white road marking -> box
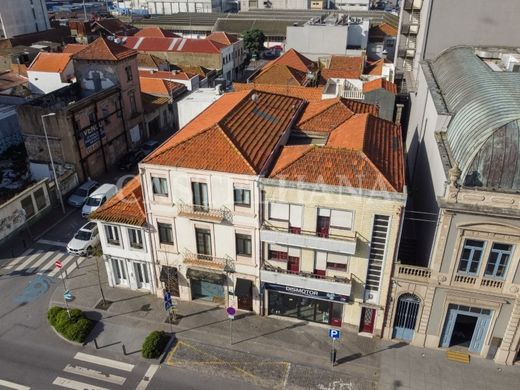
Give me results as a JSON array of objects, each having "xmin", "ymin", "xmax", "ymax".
[
  {"xmin": 73, "ymin": 352, "xmax": 135, "ymax": 372},
  {"xmin": 136, "ymin": 364, "xmax": 159, "ymax": 390},
  {"xmin": 62, "ymin": 256, "xmax": 86, "ymax": 276},
  {"xmin": 63, "ymin": 364, "xmax": 126, "ymax": 385},
  {"xmin": 52, "ymin": 377, "xmax": 109, "ymax": 390},
  {"xmin": 36, "ymin": 239, "xmax": 67, "ymax": 248},
  {"xmin": 13, "ymin": 251, "xmax": 45, "ymax": 272},
  {"xmin": 282, "ymin": 363, "xmax": 291, "ymax": 389},
  {"xmin": 4, "ymin": 250, "xmax": 38, "ymax": 270},
  {"xmin": 24, "ymin": 251, "xmax": 56, "ymax": 273},
  {"xmin": 47, "ymin": 255, "xmax": 76, "ymax": 278},
  {"xmin": 0, "ymin": 379, "xmax": 30, "ymax": 390}
]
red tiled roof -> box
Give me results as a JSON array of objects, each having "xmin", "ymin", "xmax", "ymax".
[
  {"xmin": 363, "ymin": 78, "xmax": 397, "ymax": 94},
  {"xmin": 144, "ymin": 90, "xmax": 306, "ymax": 174},
  {"xmin": 207, "ymin": 31, "xmax": 239, "ymax": 45},
  {"xmin": 139, "ymin": 77, "xmax": 186, "ymax": 96},
  {"xmin": 138, "ymin": 69, "xmax": 195, "ymax": 81},
  {"xmin": 369, "ymin": 23, "xmax": 398, "ymax": 40},
  {"xmin": 28, "ymin": 52, "xmax": 72, "ymax": 73},
  {"xmin": 253, "ymin": 64, "xmax": 310, "ymax": 86},
  {"xmin": 321, "ymin": 55, "xmax": 364, "ymax": 80},
  {"xmin": 134, "ymin": 27, "xmax": 181, "ymax": 38},
  {"xmin": 0, "ymin": 71, "xmax": 28, "ymax": 92},
  {"xmin": 365, "ymin": 59, "xmax": 384, "ymax": 76},
  {"xmin": 141, "ymin": 92, "xmax": 170, "ymax": 113},
  {"xmin": 137, "ymin": 53, "xmax": 169, "ymax": 69},
  {"xmin": 297, "ymin": 98, "xmax": 378, "ymax": 133},
  {"xmin": 89, "ymin": 177, "xmax": 146, "ymax": 226},
  {"xmin": 233, "ymin": 82, "xmax": 323, "ymax": 102},
  {"xmin": 73, "ymin": 37, "xmax": 137, "ymax": 61},
  {"xmin": 121, "ymin": 36, "xmax": 226, "ymax": 54},
  {"xmin": 63, "ymin": 43, "xmax": 87, "ymax": 54},
  {"xmin": 266, "ymin": 48, "xmax": 317, "ymax": 73}
]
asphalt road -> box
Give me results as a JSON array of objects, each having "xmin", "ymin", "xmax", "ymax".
[{"xmin": 0, "ymin": 206, "xmax": 263, "ymax": 390}]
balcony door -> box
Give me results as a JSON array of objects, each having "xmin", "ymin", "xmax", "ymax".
[
  {"xmin": 192, "ymin": 182, "xmax": 209, "ymax": 212},
  {"xmin": 317, "ymin": 208, "xmax": 331, "ymax": 238},
  {"xmin": 195, "ymin": 228, "xmax": 212, "ymax": 260}
]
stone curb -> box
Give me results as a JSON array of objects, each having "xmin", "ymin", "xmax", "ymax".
[{"xmin": 50, "ymin": 323, "xmax": 83, "ymax": 347}]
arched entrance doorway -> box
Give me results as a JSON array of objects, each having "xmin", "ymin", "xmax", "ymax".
[{"xmin": 393, "ymin": 293, "xmax": 420, "ymax": 341}]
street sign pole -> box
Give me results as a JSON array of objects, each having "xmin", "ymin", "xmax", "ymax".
[
  {"xmin": 328, "ymin": 328, "xmax": 340, "ymax": 367},
  {"xmin": 331, "ymin": 338, "xmax": 335, "ymax": 367},
  {"xmin": 226, "ymin": 306, "xmax": 236, "ymax": 345},
  {"xmin": 56, "ymin": 261, "xmax": 70, "ymax": 319}
]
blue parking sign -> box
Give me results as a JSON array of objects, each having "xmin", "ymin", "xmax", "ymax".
[{"xmin": 328, "ymin": 329, "xmax": 341, "ymax": 340}]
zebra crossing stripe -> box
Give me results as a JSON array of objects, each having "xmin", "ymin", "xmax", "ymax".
[
  {"xmin": 136, "ymin": 365, "xmax": 159, "ymax": 390},
  {"xmin": 52, "ymin": 377, "xmax": 109, "ymax": 390},
  {"xmin": 62, "ymin": 364, "xmax": 126, "ymax": 385},
  {"xmin": 24, "ymin": 251, "xmax": 56, "ymax": 274},
  {"xmin": 73, "ymin": 352, "xmax": 135, "ymax": 372},
  {"xmin": 13, "ymin": 251, "xmax": 46, "ymax": 272},
  {"xmin": 0, "ymin": 379, "xmax": 30, "ymax": 390},
  {"xmin": 3, "ymin": 249, "xmax": 37, "ymax": 270},
  {"xmin": 47, "ymin": 255, "xmax": 77, "ymax": 278}
]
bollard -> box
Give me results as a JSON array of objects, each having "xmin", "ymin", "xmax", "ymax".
[{"xmin": 122, "ymin": 344, "xmax": 127, "ymax": 355}]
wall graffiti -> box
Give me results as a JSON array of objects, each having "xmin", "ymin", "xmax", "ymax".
[{"xmin": 0, "ymin": 208, "xmax": 25, "ymax": 233}]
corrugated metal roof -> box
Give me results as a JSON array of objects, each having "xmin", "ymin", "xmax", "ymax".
[{"xmin": 429, "ymin": 46, "xmax": 520, "ymax": 190}]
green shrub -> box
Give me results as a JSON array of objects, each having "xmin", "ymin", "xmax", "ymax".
[
  {"xmin": 47, "ymin": 306, "xmax": 64, "ymax": 326},
  {"xmin": 48, "ymin": 307, "xmax": 93, "ymax": 343},
  {"xmin": 142, "ymin": 330, "xmax": 169, "ymax": 359}
]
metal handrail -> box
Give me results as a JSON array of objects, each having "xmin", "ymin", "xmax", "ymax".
[
  {"xmin": 183, "ymin": 249, "xmax": 234, "ymax": 272},
  {"xmin": 178, "ymin": 201, "xmax": 232, "ymax": 222},
  {"xmin": 262, "ymin": 221, "xmax": 357, "ymax": 241},
  {"xmin": 263, "ymin": 262, "xmax": 349, "ymax": 284}
]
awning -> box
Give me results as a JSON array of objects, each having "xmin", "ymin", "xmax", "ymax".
[
  {"xmin": 159, "ymin": 266, "xmax": 177, "ymax": 282},
  {"xmin": 187, "ymin": 268, "xmax": 226, "ymax": 284},
  {"xmin": 235, "ymin": 278, "xmax": 252, "ymax": 298}
]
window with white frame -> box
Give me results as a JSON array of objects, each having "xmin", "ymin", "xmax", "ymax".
[
  {"xmin": 269, "ymin": 202, "xmax": 289, "ymax": 220},
  {"xmin": 233, "ymin": 187, "xmax": 251, "ymax": 207},
  {"xmin": 457, "ymin": 239, "xmax": 485, "ymax": 275},
  {"xmin": 268, "ymin": 203, "xmax": 303, "ymax": 231},
  {"xmin": 152, "ymin": 177, "xmax": 168, "ymax": 196},
  {"xmin": 484, "ymin": 243, "xmax": 512, "ymax": 279},
  {"xmin": 105, "ymin": 225, "xmax": 120, "ymax": 245},
  {"xmin": 128, "ymin": 228, "xmax": 143, "ymax": 249}
]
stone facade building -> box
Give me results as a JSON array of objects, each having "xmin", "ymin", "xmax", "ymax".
[{"xmin": 17, "ymin": 37, "xmax": 145, "ymax": 183}]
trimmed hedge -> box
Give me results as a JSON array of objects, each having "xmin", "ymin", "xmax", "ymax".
[
  {"xmin": 47, "ymin": 306, "xmax": 93, "ymax": 343},
  {"xmin": 142, "ymin": 330, "xmax": 169, "ymax": 359}
]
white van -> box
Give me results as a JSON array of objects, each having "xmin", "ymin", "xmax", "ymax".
[{"xmin": 81, "ymin": 183, "xmax": 118, "ymax": 218}]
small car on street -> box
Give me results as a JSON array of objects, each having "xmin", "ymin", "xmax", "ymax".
[
  {"xmin": 67, "ymin": 180, "xmax": 99, "ymax": 207},
  {"xmin": 67, "ymin": 222, "xmax": 100, "ymax": 256},
  {"xmin": 141, "ymin": 140, "xmax": 160, "ymax": 156},
  {"xmin": 118, "ymin": 149, "xmax": 145, "ymax": 171}
]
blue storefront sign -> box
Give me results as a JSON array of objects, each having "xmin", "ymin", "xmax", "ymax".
[
  {"xmin": 263, "ymin": 282, "xmax": 349, "ymax": 303},
  {"xmin": 82, "ymin": 125, "xmax": 105, "ymax": 148}
]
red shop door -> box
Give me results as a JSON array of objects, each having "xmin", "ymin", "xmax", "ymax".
[{"xmin": 359, "ymin": 308, "xmax": 376, "ymax": 333}]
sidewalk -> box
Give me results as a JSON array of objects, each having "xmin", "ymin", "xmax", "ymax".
[
  {"xmin": 0, "ymin": 205, "xmax": 75, "ymax": 262},
  {"xmin": 49, "ymin": 256, "xmax": 519, "ymax": 390}
]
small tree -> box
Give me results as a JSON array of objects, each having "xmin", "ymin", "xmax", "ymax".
[{"xmin": 243, "ymin": 29, "xmax": 266, "ymax": 57}]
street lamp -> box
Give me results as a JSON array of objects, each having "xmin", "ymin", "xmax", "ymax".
[{"xmin": 41, "ymin": 113, "xmax": 66, "ymax": 214}]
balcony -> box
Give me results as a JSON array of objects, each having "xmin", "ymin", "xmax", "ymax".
[
  {"xmin": 177, "ymin": 202, "xmax": 231, "ymax": 223},
  {"xmin": 260, "ymin": 223, "xmax": 357, "ymax": 255},
  {"xmin": 183, "ymin": 249, "xmax": 234, "ymax": 272},
  {"xmin": 453, "ymin": 273, "xmax": 504, "ymax": 292},
  {"xmin": 395, "ymin": 262, "xmax": 431, "ymax": 282},
  {"xmin": 261, "ymin": 262, "xmax": 352, "ymax": 298},
  {"xmin": 341, "ymin": 90, "xmax": 365, "ymax": 100}
]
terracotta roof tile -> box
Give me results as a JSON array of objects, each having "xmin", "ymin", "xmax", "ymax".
[
  {"xmin": 364, "ymin": 59, "xmax": 384, "ymax": 76},
  {"xmin": 137, "ymin": 53, "xmax": 168, "ymax": 69},
  {"xmin": 369, "ymin": 23, "xmax": 398, "ymax": 40},
  {"xmin": 73, "ymin": 37, "xmax": 137, "ymax": 61},
  {"xmin": 266, "ymin": 48, "xmax": 317, "ymax": 73},
  {"xmin": 321, "ymin": 55, "xmax": 364, "ymax": 80},
  {"xmin": 144, "ymin": 90, "xmax": 306, "ymax": 174},
  {"xmin": 363, "ymin": 78, "xmax": 397, "ymax": 94},
  {"xmin": 141, "ymin": 92, "xmax": 170, "ymax": 113},
  {"xmin": 207, "ymin": 31, "xmax": 239, "ymax": 45},
  {"xmin": 134, "ymin": 27, "xmax": 181, "ymax": 38},
  {"xmin": 0, "ymin": 71, "xmax": 28, "ymax": 92},
  {"xmin": 122, "ymin": 36, "xmax": 226, "ymax": 54},
  {"xmin": 89, "ymin": 177, "xmax": 146, "ymax": 226},
  {"xmin": 63, "ymin": 43, "xmax": 87, "ymax": 54},
  {"xmin": 139, "ymin": 77, "xmax": 186, "ymax": 96},
  {"xmin": 297, "ymin": 98, "xmax": 378, "ymax": 133},
  {"xmin": 28, "ymin": 52, "xmax": 72, "ymax": 73},
  {"xmin": 253, "ymin": 64, "xmax": 310, "ymax": 86},
  {"xmin": 138, "ymin": 69, "xmax": 195, "ymax": 81},
  {"xmin": 233, "ymin": 82, "xmax": 323, "ymax": 101}
]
